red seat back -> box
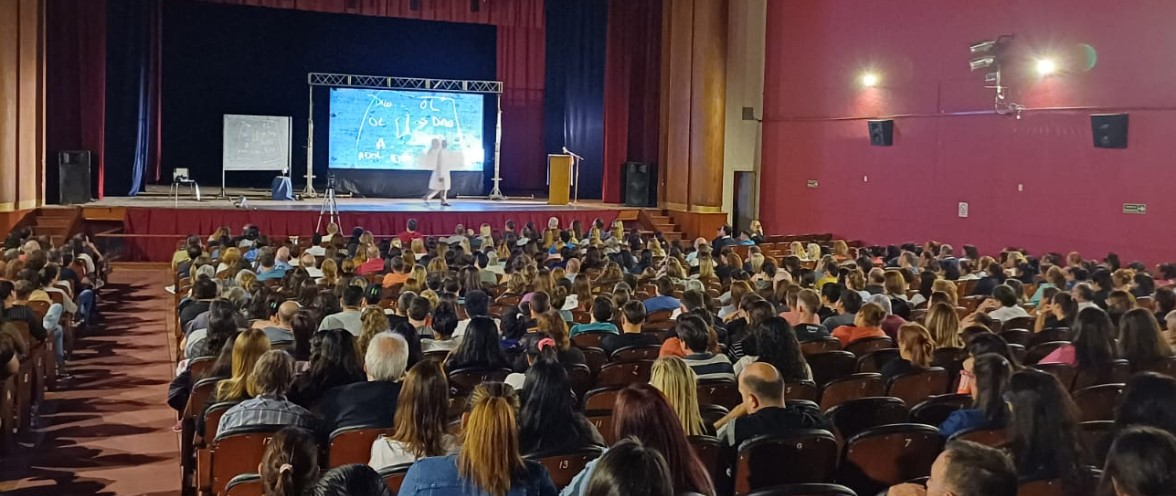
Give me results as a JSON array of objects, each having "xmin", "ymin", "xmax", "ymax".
[{"xmin": 328, "ymin": 426, "xmax": 396, "ymax": 468}]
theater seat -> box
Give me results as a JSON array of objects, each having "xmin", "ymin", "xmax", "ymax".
[
  {"xmin": 224, "ymin": 473, "xmax": 263, "ymax": 496},
  {"xmin": 948, "ymin": 425, "xmax": 1007, "ymax": 448},
  {"xmin": 1025, "ymin": 342, "xmax": 1070, "ymax": 366},
  {"xmin": 1077, "ymin": 420, "xmax": 1113, "ymax": 468},
  {"xmin": 807, "ymin": 351, "xmax": 857, "ymax": 387},
  {"xmin": 801, "ymin": 338, "xmax": 842, "ymax": 356},
  {"xmin": 697, "ymin": 380, "xmax": 741, "ymax": 410},
  {"xmin": 610, "ymin": 344, "xmax": 661, "ymax": 363},
  {"xmin": 909, "ymin": 393, "xmax": 972, "ymax": 426},
  {"xmin": 582, "ymin": 386, "xmax": 624, "ymax": 412},
  {"xmin": 734, "ymin": 429, "xmax": 839, "ymax": 495},
  {"xmin": 1072, "ymin": 383, "xmax": 1124, "ymax": 422},
  {"xmin": 1032, "ymin": 363, "xmax": 1076, "ymax": 391},
  {"xmin": 328, "ymin": 425, "xmax": 396, "ymax": 468},
  {"xmin": 745, "ymin": 483, "xmax": 857, "ymax": 496},
  {"xmin": 379, "ymin": 463, "xmax": 414, "ymax": 493},
  {"xmin": 595, "ymin": 360, "xmax": 653, "ymax": 388},
  {"xmin": 525, "ymin": 447, "xmax": 604, "ymax": 489},
  {"xmin": 818, "ymin": 373, "xmax": 884, "ymax": 412},
  {"xmin": 844, "ymin": 337, "xmax": 894, "ymax": 357},
  {"xmin": 1027, "ymin": 328, "xmax": 1070, "ymax": 349},
  {"xmin": 837, "ymin": 424, "xmax": 944, "ymax": 496},
  {"xmin": 209, "ymin": 425, "xmax": 285, "ymax": 496},
  {"xmin": 688, "ymin": 435, "xmax": 722, "ymax": 487},
  {"xmin": 855, "ymin": 349, "xmax": 900, "ymax": 374},
  {"xmin": 447, "ymin": 368, "xmax": 511, "ymax": 394},
  {"xmin": 825, "ymin": 397, "xmax": 908, "ymax": 441},
  {"xmin": 1071, "ymin": 360, "xmax": 1130, "ymax": 391},
  {"xmin": 571, "ymin": 332, "xmax": 607, "ymax": 350},
  {"xmin": 886, "ymin": 367, "xmax": 949, "ymax": 407},
  {"xmin": 785, "ymin": 381, "xmax": 819, "ymax": 402}
]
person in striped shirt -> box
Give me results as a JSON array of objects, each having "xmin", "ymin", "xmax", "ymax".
[{"xmin": 674, "ymin": 315, "xmax": 735, "ymax": 382}]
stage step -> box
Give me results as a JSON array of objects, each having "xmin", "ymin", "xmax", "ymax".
[{"xmin": 28, "ymin": 207, "xmax": 80, "ymax": 245}]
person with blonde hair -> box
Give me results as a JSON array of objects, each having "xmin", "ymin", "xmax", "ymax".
[
  {"xmin": 399, "ymin": 383, "xmax": 557, "ymax": 496},
  {"xmin": 650, "ymin": 357, "xmax": 711, "ymax": 437},
  {"xmin": 693, "ymin": 256, "xmax": 717, "ymax": 281},
  {"xmin": 924, "ymin": 302, "xmax": 965, "ymax": 349},
  {"xmin": 805, "ymin": 243, "xmax": 821, "ymax": 263},
  {"xmin": 217, "ymin": 350, "xmax": 316, "ymax": 436},
  {"xmin": 880, "ymin": 323, "xmax": 935, "ymax": 382},
  {"xmin": 931, "ymin": 279, "xmax": 959, "ymax": 306},
  {"xmin": 212, "ymin": 328, "xmax": 271, "ymax": 404},
  {"xmin": 831, "ymin": 240, "xmax": 850, "ymax": 261},
  {"xmin": 217, "ymin": 247, "xmax": 241, "ymax": 275},
  {"xmin": 356, "ymin": 306, "xmax": 390, "ymax": 357}
]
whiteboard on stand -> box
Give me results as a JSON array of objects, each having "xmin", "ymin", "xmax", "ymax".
[{"xmin": 223, "ymin": 114, "xmax": 292, "ymax": 172}]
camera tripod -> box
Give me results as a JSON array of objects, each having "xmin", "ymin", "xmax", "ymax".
[{"xmin": 315, "ymin": 177, "xmax": 339, "ymax": 234}]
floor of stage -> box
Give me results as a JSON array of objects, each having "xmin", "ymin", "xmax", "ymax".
[{"xmin": 83, "ymin": 185, "xmax": 623, "ymax": 212}]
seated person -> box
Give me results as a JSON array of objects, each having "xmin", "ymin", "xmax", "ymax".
[
  {"xmin": 569, "ymin": 297, "xmax": 619, "ymax": 336},
  {"xmin": 217, "ymin": 350, "xmax": 317, "ymax": 436},
  {"xmin": 821, "ymin": 287, "xmax": 862, "ymax": 330},
  {"xmin": 644, "ymin": 277, "xmax": 681, "ymax": 314},
  {"xmin": 831, "ymin": 302, "xmax": 888, "ymax": 348},
  {"xmin": 880, "ymin": 323, "xmax": 934, "ymax": 382},
  {"xmin": 319, "ymin": 333, "xmax": 408, "ymax": 436},
  {"xmin": 886, "ymin": 440, "xmax": 1017, "ymax": 496},
  {"xmin": 792, "ymin": 289, "xmax": 831, "ymax": 342},
  {"xmin": 260, "ymin": 300, "xmax": 299, "ymax": 349},
  {"xmin": 381, "ymin": 256, "xmax": 409, "ymax": 288},
  {"xmin": 602, "ymin": 301, "xmax": 661, "ymax": 356},
  {"xmin": 420, "ymin": 304, "xmax": 459, "ymax": 353},
  {"xmin": 939, "ymin": 353, "xmax": 1012, "ymax": 438},
  {"xmin": 714, "ymin": 362, "xmax": 832, "ymax": 451},
  {"xmin": 979, "ymin": 284, "xmax": 1030, "ymax": 323},
  {"xmin": 254, "ymin": 248, "xmax": 288, "ymax": 281},
  {"xmin": 453, "ymin": 290, "xmax": 498, "ymax": 339},
  {"xmin": 318, "ymin": 285, "xmax": 365, "ymax": 337},
  {"xmin": 675, "ymin": 316, "xmax": 735, "ymax": 381}
]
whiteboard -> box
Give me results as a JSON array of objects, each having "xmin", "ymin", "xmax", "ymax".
[{"xmin": 222, "ymin": 114, "xmax": 292, "ymax": 171}]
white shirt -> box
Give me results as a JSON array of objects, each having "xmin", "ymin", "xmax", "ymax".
[
  {"xmin": 989, "ymin": 305, "xmax": 1030, "ymax": 323},
  {"xmin": 369, "ymin": 434, "xmax": 457, "ymax": 471},
  {"xmin": 305, "ymin": 246, "xmax": 327, "ymax": 257}
]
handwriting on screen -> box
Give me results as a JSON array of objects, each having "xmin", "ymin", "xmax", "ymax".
[
  {"xmin": 327, "ymin": 88, "xmax": 485, "ymax": 171},
  {"xmin": 222, "ymin": 115, "xmax": 291, "ymax": 172}
]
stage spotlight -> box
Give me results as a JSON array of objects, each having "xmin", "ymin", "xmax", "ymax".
[
  {"xmin": 969, "ymin": 56, "xmax": 996, "ymax": 72},
  {"xmin": 1036, "ymin": 58, "xmax": 1058, "ymax": 76},
  {"xmin": 860, "ymin": 73, "xmax": 879, "ymax": 87}
]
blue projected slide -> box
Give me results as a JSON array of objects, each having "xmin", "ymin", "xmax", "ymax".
[{"xmin": 328, "ymin": 88, "xmax": 485, "ymax": 171}]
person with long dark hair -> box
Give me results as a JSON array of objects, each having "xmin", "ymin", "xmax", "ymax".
[
  {"xmin": 445, "ymin": 316, "xmax": 511, "ymax": 372},
  {"xmin": 956, "ymin": 332, "xmax": 1021, "ymax": 394},
  {"xmin": 260, "ymin": 426, "xmax": 321, "ymax": 496},
  {"xmin": 288, "ymin": 329, "xmax": 365, "ymax": 408},
  {"xmin": 733, "ymin": 317, "xmax": 810, "ymax": 381},
  {"xmin": 562, "ymin": 383, "xmax": 714, "ymax": 496},
  {"xmin": 1099, "ymin": 426, "xmax": 1176, "ymax": 496},
  {"xmin": 1113, "ymin": 372, "xmax": 1176, "ymax": 439},
  {"xmin": 1005, "ymin": 369, "xmax": 1086, "ymax": 485},
  {"xmin": 1040, "ymin": 307, "xmax": 1118, "ymax": 369},
  {"xmin": 1036, "ymin": 292, "xmax": 1079, "ymax": 331},
  {"xmin": 582, "ymin": 438, "xmax": 675, "ymax": 496},
  {"xmin": 517, "ymin": 349, "xmax": 603, "ymax": 455},
  {"xmin": 1118, "ymin": 308, "xmax": 1174, "ymax": 369},
  {"xmin": 940, "ymin": 353, "xmax": 1012, "ymax": 437}
]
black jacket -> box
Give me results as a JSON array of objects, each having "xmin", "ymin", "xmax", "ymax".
[{"xmin": 317, "ymin": 380, "xmax": 402, "ymax": 437}]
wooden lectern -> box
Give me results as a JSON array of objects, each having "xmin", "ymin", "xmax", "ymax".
[{"xmin": 547, "ymin": 154, "xmax": 573, "ymax": 205}]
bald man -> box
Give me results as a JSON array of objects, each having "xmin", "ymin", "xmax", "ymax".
[
  {"xmin": 261, "ymin": 300, "xmax": 299, "ymax": 348},
  {"xmin": 715, "ymin": 362, "xmax": 831, "ymax": 451}
]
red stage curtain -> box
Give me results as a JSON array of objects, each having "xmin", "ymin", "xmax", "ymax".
[
  {"xmin": 199, "ymin": 0, "xmax": 543, "ymax": 28},
  {"xmin": 497, "ymin": 25, "xmax": 547, "ymax": 193},
  {"xmin": 122, "ymin": 207, "xmax": 617, "ymax": 261},
  {"xmin": 45, "ymin": 0, "xmax": 108, "ymax": 199},
  {"xmin": 601, "ymin": 0, "xmax": 661, "ymax": 203}
]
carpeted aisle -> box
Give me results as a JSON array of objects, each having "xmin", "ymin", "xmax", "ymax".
[{"xmin": 0, "ymin": 264, "xmax": 181, "ymax": 495}]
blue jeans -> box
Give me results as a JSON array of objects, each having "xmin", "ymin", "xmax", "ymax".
[
  {"xmin": 76, "ymin": 289, "xmax": 95, "ymax": 323},
  {"xmin": 43, "ymin": 303, "xmax": 64, "ymax": 366}
]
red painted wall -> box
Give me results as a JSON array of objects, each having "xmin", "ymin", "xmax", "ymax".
[{"xmin": 761, "ymin": 0, "xmax": 1176, "ymax": 264}]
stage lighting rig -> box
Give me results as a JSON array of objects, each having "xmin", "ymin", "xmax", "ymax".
[{"xmin": 968, "ymin": 35, "xmax": 1023, "ymax": 117}]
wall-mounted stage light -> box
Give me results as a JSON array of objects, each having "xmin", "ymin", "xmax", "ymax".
[
  {"xmin": 860, "ymin": 73, "xmax": 879, "ymax": 87},
  {"xmin": 1035, "ymin": 58, "xmax": 1058, "ymax": 76},
  {"xmin": 969, "ymin": 56, "xmax": 996, "ymax": 72},
  {"xmin": 967, "ymin": 34, "xmax": 1020, "ymax": 116}
]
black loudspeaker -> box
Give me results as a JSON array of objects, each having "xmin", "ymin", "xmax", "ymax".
[
  {"xmin": 622, "ymin": 162, "xmax": 656, "ymax": 207},
  {"xmin": 868, "ymin": 119, "xmax": 894, "ymax": 146},
  {"xmin": 58, "ymin": 151, "xmax": 92, "ymax": 205},
  {"xmin": 1091, "ymin": 114, "xmax": 1128, "ymax": 149}
]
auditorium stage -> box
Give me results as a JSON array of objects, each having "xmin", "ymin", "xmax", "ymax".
[{"xmin": 86, "ymin": 186, "xmax": 632, "ymax": 262}]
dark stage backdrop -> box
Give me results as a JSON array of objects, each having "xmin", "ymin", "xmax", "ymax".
[
  {"xmin": 161, "ymin": 1, "xmax": 497, "ymax": 196},
  {"xmin": 544, "ymin": 0, "xmax": 607, "ymax": 200}
]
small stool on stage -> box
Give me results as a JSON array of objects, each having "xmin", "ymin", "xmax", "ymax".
[{"xmin": 170, "ymin": 168, "xmax": 202, "ymax": 206}]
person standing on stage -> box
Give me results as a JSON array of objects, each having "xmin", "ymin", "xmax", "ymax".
[{"xmin": 423, "ymin": 138, "xmax": 452, "ymax": 207}]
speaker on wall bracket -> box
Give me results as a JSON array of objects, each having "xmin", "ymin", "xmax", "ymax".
[
  {"xmin": 868, "ymin": 119, "xmax": 894, "ymax": 146},
  {"xmin": 622, "ymin": 162, "xmax": 657, "ymax": 207},
  {"xmin": 1091, "ymin": 114, "xmax": 1128, "ymax": 149}
]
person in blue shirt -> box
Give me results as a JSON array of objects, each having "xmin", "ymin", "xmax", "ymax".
[
  {"xmin": 643, "ymin": 277, "xmax": 681, "ymax": 314},
  {"xmin": 940, "ymin": 353, "xmax": 1012, "ymax": 438},
  {"xmin": 399, "ymin": 382, "xmax": 557, "ymax": 496},
  {"xmin": 254, "ymin": 248, "xmax": 287, "ymax": 281},
  {"xmin": 570, "ymin": 297, "xmax": 619, "ymax": 336}
]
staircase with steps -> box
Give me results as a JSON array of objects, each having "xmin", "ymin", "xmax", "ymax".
[
  {"xmin": 615, "ymin": 208, "xmax": 686, "ymax": 242},
  {"xmin": 29, "ymin": 207, "xmax": 81, "ymax": 246}
]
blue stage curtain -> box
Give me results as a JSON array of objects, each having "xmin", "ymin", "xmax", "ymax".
[
  {"xmin": 105, "ymin": 0, "xmax": 161, "ymax": 196},
  {"xmin": 543, "ymin": 0, "xmax": 607, "ymax": 200}
]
